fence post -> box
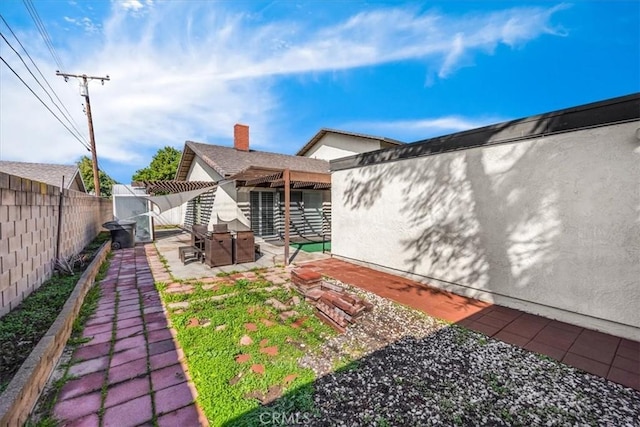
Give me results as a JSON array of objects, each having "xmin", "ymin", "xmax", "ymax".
[{"xmin": 54, "ymin": 177, "xmax": 65, "ymax": 263}]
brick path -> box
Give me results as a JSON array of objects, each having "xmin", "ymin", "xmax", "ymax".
[
  {"xmin": 53, "ymin": 245, "xmax": 206, "ymax": 427},
  {"xmin": 301, "ymin": 258, "xmax": 640, "ymax": 391}
]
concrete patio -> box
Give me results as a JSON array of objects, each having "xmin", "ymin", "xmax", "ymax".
[{"xmin": 153, "ymin": 229, "xmax": 331, "ymax": 280}]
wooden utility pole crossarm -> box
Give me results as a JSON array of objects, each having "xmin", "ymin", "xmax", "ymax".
[{"xmin": 56, "ymin": 72, "xmax": 110, "ymax": 197}]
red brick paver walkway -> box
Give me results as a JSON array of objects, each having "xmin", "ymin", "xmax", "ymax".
[
  {"xmin": 301, "ymin": 258, "xmax": 640, "ymax": 391},
  {"xmin": 53, "ymin": 246, "xmax": 206, "ymax": 426}
]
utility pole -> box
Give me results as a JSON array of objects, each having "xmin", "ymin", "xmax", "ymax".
[{"xmin": 56, "ymin": 72, "xmax": 110, "ymax": 196}]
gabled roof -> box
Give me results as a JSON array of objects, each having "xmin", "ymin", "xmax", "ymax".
[
  {"xmin": 0, "ymin": 160, "xmax": 86, "ymax": 192},
  {"xmin": 176, "ymin": 141, "xmax": 330, "ymax": 181},
  {"xmin": 296, "ymin": 128, "xmax": 404, "ymax": 156}
]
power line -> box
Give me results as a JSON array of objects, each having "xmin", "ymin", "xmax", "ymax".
[
  {"xmin": 0, "ymin": 30, "xmax": 89, "ymax": 147},
  {"xmin": 57, "ymin": 72, "xmax": 111, "ymax": 196},
  {"xmin": 0, "ymin": 14, "xmax": 89, "ymax": 146},
  {"xmin": 0, "ymin": 54, "xmax": 91, "ymax": 151},
  {"xmin": 22, "ymin": 0, "xmax": 65, "ymax": 72}
]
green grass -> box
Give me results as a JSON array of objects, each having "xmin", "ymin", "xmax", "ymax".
[
  {"xmin": 157, "ymin": 275, "xmax": 334, "ymax": 426},
  {"xmin": 290, "ymin": 241, "xmax": 331, "ymax": 253}
]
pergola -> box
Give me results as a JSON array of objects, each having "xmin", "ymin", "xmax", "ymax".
[
  {"xmin": 229, "ymin": 166, "xmax": 331, "ymax": 264},
  {"xmin": 132, "ymin": 180, "xmax": 215, "ymax": 195}
]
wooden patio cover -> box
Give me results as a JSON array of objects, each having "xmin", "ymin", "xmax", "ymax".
[
  {"xmin": 229, "ymin": 166, "xmax": 331, "ymax": 265},
  {"xmin": 133, "ymin": 180, "xmax": 216, "ymax": 195}
]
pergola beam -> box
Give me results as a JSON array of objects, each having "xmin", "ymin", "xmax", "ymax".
[{"xmin": 284, "ymin": 169, "xmax": 290, "ymax": 266}]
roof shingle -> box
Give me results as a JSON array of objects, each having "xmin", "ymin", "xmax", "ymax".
[
  {"xmin": 180, "ymin": 141, "xmax": 330, "ymax": 179},
  {"xmin": 0, "ymin": 161, "xmax": 84, "ymax": 191}
]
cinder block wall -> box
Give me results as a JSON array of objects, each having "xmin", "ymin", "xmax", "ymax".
[{"xmin": 0, "ymin": 172, "xmax": 112, "ymax": 317}]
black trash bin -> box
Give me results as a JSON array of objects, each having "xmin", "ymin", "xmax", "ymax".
[{"xmin": 103, "ymin": 220, "xmax": 137, "ymax": 250}]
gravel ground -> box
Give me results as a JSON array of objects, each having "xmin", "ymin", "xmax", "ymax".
[{"xmin": 295, "ymin": 282, "xmax": 640, "ymax": 426}]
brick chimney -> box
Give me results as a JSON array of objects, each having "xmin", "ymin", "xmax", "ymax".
[{"xmin": 234, "ymin": 124, "xmax": 249, "ymax": 151}]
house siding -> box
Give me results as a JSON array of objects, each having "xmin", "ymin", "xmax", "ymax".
[{"xmin": 304, "ymin": 133, "xmax": 383, "ymax": 161}]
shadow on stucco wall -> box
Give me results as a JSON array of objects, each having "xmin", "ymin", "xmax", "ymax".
[{"xmin": 338, "ymin": 114, "xmax": 640, "ymax": 323}]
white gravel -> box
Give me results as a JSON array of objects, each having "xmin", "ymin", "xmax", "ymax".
[{"xmin": 295, "ymin": 282, "xmax": 640, "ymax": 426}]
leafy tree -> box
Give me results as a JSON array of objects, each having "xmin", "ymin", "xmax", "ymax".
[
  {"xmin": 132, "ymin": 146, "xmax": 181, "ymax": 182},
  {"xmin": 77, "ymin": 156, "xmax": 115, "ymax": 197}
]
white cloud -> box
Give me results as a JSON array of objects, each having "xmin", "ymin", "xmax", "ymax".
[
  {"xmin": 0, "ymin": 2, "xmax": 565, "ymax": 177},
  {"xmin": 118, "ymin": 0, "xmax": 147, "ymax": 12}
]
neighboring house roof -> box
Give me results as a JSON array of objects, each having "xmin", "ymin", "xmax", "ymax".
[
  {"xmin": 0, "ymin": 160, "xmax": 86, "ymax": 192},
  {"xmin": 176, "ymin": 141, "xmax": 330, "ymax": 181},
  {"xmin": 296, "ymin": 128, "xmax": 404, "ymax": 157}
]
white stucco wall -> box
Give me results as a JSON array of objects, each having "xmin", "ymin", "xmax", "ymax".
[
  {"xmin": 185, "ymin": 157, "xmax": 250, "ymax": 228},
  {"xmin": 331, "ymin": 121, "xmax": 640, "ymax": 340},
  {"xmin": 305, "ymin": 134, "xmax": 383, "ymax": 160}
]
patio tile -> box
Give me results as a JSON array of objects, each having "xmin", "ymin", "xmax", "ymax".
[
  {"xmin": 58, "ymin": 371, "xmax": 106, "ymax": 401},
  {"xmin": 149, "ymin": 339, "xmax": 177, "ymax": 356},
  {"xmin": 65, "ymin": 413, "xmax": 100, "ymax": 427},
  {"xmin": 103, "ymin": 394, "xmax": 153, "ymax": 427},
  {"xmin": 568, "ymin": 331, "xmax": 619, "ymax": 364},
  {"xmin": 562, "ymin": 352, "xmax": 610, "ymax": 378},
  {"xmin": 606, "ymin": 367, "xmax": 640, "ymax": 390},
  {"xmin": 157, "ymin": 404, "xmax": 201, "ymax": 427},
  {"xmin": 493, "ymin": 330, "xmax": 531, "ymax": 347},
  {"xmin": 501, "ymin": 316, "xmax": 550, "ymax": 339},
  {"xmin": 114, "ymin": 334, "xmax": 146, "ymax": 353},
  {"xmin": 73, "ymin": 341, "xmax": 111, "ymax": 361},
  {"xmin": 150, "ymin": 350, "xmax": 182, "ymax": 370},
  {"xmin": 466, "ymin": 321, "xmax": 502, "ymax": 337},
  {"xmin": 148, "ymin": 328, "xmax": 174, "ymax": 343},
  {"xmin": 84, "ymin": 330, "xmax": 113, "ymax": 345},
  {"xmin": 116, "ymin": 324, "xmax": 144, "ymax": 340},
  {"xmin": 144, "ymin": 305, "xmax": 165, "ymax": 315},
  {"xmin": 524, "ymin": 340, "xmax": 567, "ymax": 362},
  {"xmin": 548, "ymin": 320, "xmax": 584, "ymax": 334},
  {"xmin": 104, "ymin": 376, "xmax": 151, "ymax": 408},
  {"xmin": 473, "ymin": 314, "xmax": 511, "ymax": 330},
  {"xmin": 92, "ymin": 307, "xmax": 116, "ymax": 319},
  {"xmin": 617, "ymin": 339, "xmax": 640, "ymax": 361},
  {"xmin": 82, "ymin": 322, "xmax": 113, "ymax": 337},
  {"xmin": 117, "ymin": 309, "xmax": 142, "ymax": 321},
  {"xmin": 154, "ymin": 381, "xmax": 195, "ymax": 415},
  {"xmin": 119, "ymin": 298, "xmax": 140, "ymax": 307},
  {"xmin": 117, "ymin": 316, "xmax": 144, "ymax": 329},
  {"xmin": 118, "ymin": 304, "xmax": 141, "ymax": 315},
  {"xmin": 110, "ymin": 346, "xmax": 148, "ymax": 368},
  {"xmin": 146, "ymin": 318, "xmax": 169, "ymax": 331},
  {"xmin": 53, "ymin": 390, "xmax": 102, "ymax": 422},
  {"xmin": 531, "ymin": 325, "xmax": 580, "ymax": 351},
  {"xmin": 68, "ymin": 356, "xmax": 110, "ymax": 377},
  {"xmin": 612, "ymin": 354, "xmax": 640, "ymax": 374},
  {"xmin": 108, "ymin": 358, "xmax": 148, "ymax": 385},
  {"xmin": 151, "ymin": 363, "xmax": 187, "ymax": 391}
]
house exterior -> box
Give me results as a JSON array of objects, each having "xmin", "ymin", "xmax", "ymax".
[
  {"xmin": 330, "ymin": 93, "xmax": 640, "ymax": 340},
  {"xmin": 297, "ymin": 128, "xmax": 404, "ymax": 161},
  {"xmin": 0, "ymin": 161, "xmax": 86, "ymax": 192},
  {"xmin": 176, "ymin": 124, "xmax": 331, "ymax": 238}
]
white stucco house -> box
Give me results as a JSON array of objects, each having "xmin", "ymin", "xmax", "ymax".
[
  {"xmin": 296, "ymin": 128, "xmax": 403, "ymax": 161},
  {"xmin": 175, "ymin": 125, "xmax": 403, "ymax": 240}
]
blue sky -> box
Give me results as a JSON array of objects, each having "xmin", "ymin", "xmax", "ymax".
[{"xmin": 0, "ymin": 1, "xmax": 638, "ymax": 184}]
